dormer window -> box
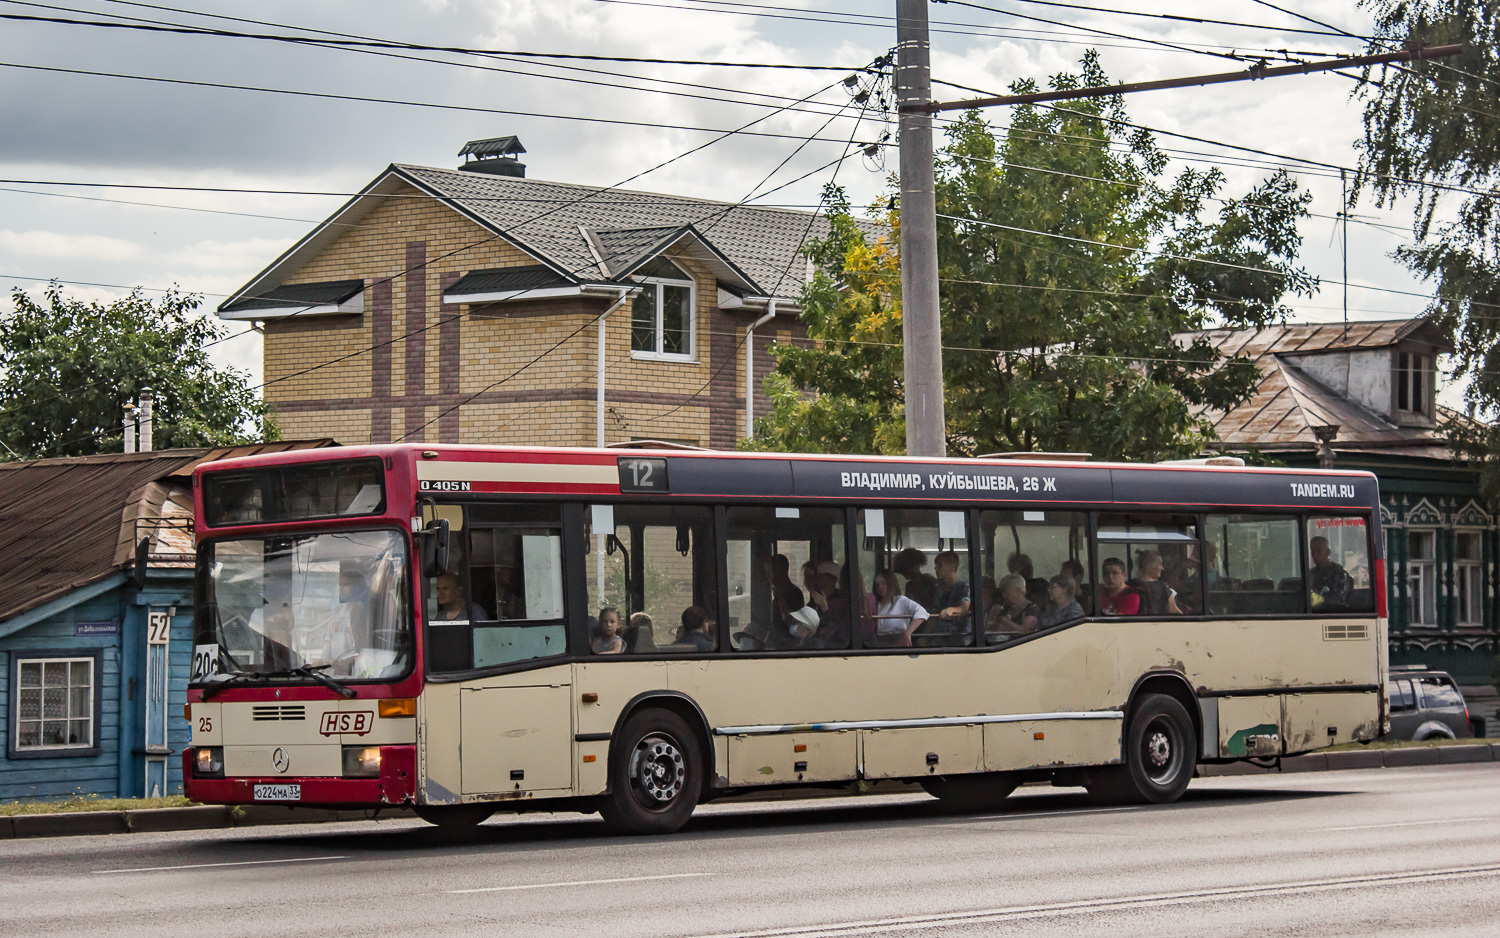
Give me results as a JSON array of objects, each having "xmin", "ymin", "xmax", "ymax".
[
  {"xmin": 631, "ymin": 257, "xmax": 695, "ymax": 360},
  {"xmin": 1394, "ymin": 351, "xmax": 1434, "ymax": 419}
]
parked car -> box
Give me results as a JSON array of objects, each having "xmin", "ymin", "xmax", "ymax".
[{"xmin": 1383, "ymin": 666, "xmax": 1473, "ymax": 741}]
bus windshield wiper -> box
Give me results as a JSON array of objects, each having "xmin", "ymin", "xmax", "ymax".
[
  {"xmin": 198, "ymin": 665, "xmax": 356, "ymax": 700},
  {"xmin": 272, "ymin": 664, "xmax": 357, "ymax": 699},
  {"xmin": 199, "ymin": 670, "xmax": 262, "ymax": 701}
]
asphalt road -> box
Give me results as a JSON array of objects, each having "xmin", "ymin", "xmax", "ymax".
[{"xmin": 5, "ymin": 764, "xmax": 1498, "ymax": 937}]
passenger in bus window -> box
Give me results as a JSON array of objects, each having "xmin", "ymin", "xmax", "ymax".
[
  {"xmin": 989, "ymin": 575, "xmax": 1039, "ymax": 635},
  {"xmin": 625, "ymin": 612, "xmax": 656, "ymax": 653},
  {"xmin": 895, "ymin": 548, "xmax": 939, "ymax": 611},
  {"xmin": 1097, "ymin": 558, "xmax": 1142, "ymax": 616},
  {"xmin": 318, "ymin": 566, "xmax": 370, "ymax": 672},
  {"xmin": 1037, "ymin": 575, "xmax": 1085, "ymax": 629},
  {"xmin": 807, "ymin": 568, "xmax": 851, "ymax": 648},
  {"xmin": 434, "ymin": 572, "xmax": 487, "ymax": 622},
  {"xmin": 933, "ymin": 551, "xmax": 971, "ymax": 621},
  {"xmin": 871, "ymin": 570, "xmax": 927, "ymax": 646},
  {"xmin": 1131, "ymin": 550, "xmax": 1183, "ymax": 615},
  {"xmin": 766, "ymin": 553, "xmax": 805, "ymax": 649},
  {"xmin": 802, "ymin": 560, "xmax": 821, "ymax": 600},
  {"xmin": 591, "ymin": 606, "xmax": 624, "ymax": 655},
  {"xmin": 1308, "ymin": 536, "xmax": 1353, "ymax": 608},
  {"xmin": 1059, "ymin": 559, "xmax": 1091, "ymax": 614},
  {"xmin": 980, "ymin": 577, "xmax": 1002, "ymax": 629},
  {"xmin": 676, "ymin": 606, "xmax": 717, "ymax": 652},
  {"xmin": 1007, "ymin": 553, "xmax": 1049, "ymax": 607},
  {"xmin": 493, "ymin": 566, "xmax": 522, "ymax": 620}
]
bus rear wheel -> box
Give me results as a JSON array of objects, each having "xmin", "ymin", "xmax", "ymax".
[
  {"xmin": 1088, "ymin": 693, "xmax": 1196, "ymax": 805},
  {"xmin": 600, "ymin": 709, "xmax": 702, "ymax": 834},
  {"xmin": 919, "ymin": 773, "xmax": 1019, "ymax": 811},
  {"xmin": 414, "ymin": 803, "xmax": 494, "ymax": 831}
]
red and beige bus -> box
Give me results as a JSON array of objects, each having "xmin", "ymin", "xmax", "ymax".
[{"xmin": 185, "ymin": 444, "xmax": 1386, "ymax": 833}]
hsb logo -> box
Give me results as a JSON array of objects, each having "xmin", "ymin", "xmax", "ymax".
[{"xmin": 319, "ymin": 712, "xmax": 373, "ymax": 736}]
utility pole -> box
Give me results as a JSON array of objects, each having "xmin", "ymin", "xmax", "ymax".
[{"xmin": 896, "ymin": 0, "xmax": 946, "ymax": 457}]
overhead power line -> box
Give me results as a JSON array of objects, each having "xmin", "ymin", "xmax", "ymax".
[
  {"xmin": 934, "ymin": 0, "xmax": 1369, "ymax": 39},
  {"xmin": 0, "ymin": 60, "xmax": 887, "ymax": 146},
  {"xmin": 0, "ymin": 7, "xmax": 866, "ymax": 70},
  {"xmin": 917, "ymin": 44, "xmax": 1465, "ymax": 112},
  {"xmin": 583, "ymin": 0, "xmax": 1340, "ymax": 58},
  {"xmin": 0, "ymin": 6, "xmax": 876, "ymax": 120},
  {"xmin": 928, "ymin": 0, "xmax": 1249, "ymax": 62}
]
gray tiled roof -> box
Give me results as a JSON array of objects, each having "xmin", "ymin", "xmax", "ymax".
[
  {"xmin": 397, "ymin": 165, "xmax": 828, "ymax": 297},
  {"xmin": 588, "ymin": 226, "xmax": 688, "ymax": 277},
  {"xmin": 220, "ymin": 279, "xmax": 363, "ymax": 314},
  {"xmin": 445, "ymin": 265, "xmax": 572, "ymax": 296}
]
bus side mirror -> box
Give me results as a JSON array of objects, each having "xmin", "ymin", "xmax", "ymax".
[{"xmin": 420, "ymin": 519, "xmax": 450, "ymax": 578}]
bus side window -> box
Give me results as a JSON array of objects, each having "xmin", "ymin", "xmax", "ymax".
[
  {"xmin": 1306, "ymin": 516, "xmax": 1373, "ymax": 613},
  {"xmin": 1203, "ymin": 514, "xmax": 1301, "ymax": 616},
  {"xmin": 852, "ymin": 507, "xmax": 972, "ymax": 649},
  {"xmin": 588, "ymin": 505, "xmax": 716, "ymax": 654},
  {"xmin": 1095, "ymin": 513, "xmax": 1199, "ymax": 616},
  {"xmin": 978, "ymin": 510, "xmax": 1089, "ymax": 643},
  {"xmin": 726, "ymin": 506, "xmax": 849, "ymax": 652}
]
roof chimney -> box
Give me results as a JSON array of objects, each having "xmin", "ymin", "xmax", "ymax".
[
  {"xmin": 122, "ymin": 402, "xmax": 137, "ymax": 454},
  {"xmin": 458, "ymin": 136, "xmax": 526, "ymax": 178},
  {"xmin": 138, "ymin": 388, "xmax": 153, "ymax": 453}
]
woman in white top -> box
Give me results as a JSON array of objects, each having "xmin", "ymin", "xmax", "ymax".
[{"xmin": 871, "ymin": 569, "xmax": 928, "ymax": 646}]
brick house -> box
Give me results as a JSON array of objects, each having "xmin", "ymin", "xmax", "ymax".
[
  {"xmin": 1193, "ymin": 318, "xmax": 1499, "ymax": 690},
  {"xmin": 218, "ymin": 137, "xmax": 827, "ymax": 450}
]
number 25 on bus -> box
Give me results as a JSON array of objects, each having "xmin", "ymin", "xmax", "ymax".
[{"xmin": 185, "ymin": 445, "xmax": 1386, "ymax": 833}]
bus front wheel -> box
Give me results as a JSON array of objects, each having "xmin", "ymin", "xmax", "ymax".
[
  {"xmin": 600, "ymin": 709, "xmax": 702, "ymax": 834},
  {"xmin": 1089, "ymin": 693, "xmax": 1196, "ymax": 805}
]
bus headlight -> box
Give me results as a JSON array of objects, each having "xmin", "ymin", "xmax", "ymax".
[
  {"xmin": 343, "ymin": 746, "xmax": 382, "ymax": 778},
  {"xmin": 194, "ymin": 747, "xmax": 224, "ymax": 778}
]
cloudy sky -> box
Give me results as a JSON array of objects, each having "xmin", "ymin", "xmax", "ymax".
[{"xmin": 0, "ymin": 0, "xmax": 1455, "ymax": 401}]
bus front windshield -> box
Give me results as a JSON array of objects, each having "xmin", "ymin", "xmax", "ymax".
[{"xmin": 199, "ymin": 529, "xmax": 411, "ymax": 682}]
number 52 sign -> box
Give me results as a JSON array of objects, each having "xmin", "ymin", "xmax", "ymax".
[{"xmin": 147, "ymin": 611, "xmax": 171, "ymax": 645}]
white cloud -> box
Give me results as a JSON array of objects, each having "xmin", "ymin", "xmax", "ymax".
[{"xmin": 0, "ymin": 230, "xmax": 141, "ymax": 260}]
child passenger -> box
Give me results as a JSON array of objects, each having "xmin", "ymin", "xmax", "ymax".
[{"xmin": 591, "ymin": 606, "xmax": 624, "ymax": 654}]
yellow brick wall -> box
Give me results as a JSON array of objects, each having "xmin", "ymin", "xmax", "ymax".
[{"xmin": 259, "ymin": 182, "xmax": 734, "ymax": 448}]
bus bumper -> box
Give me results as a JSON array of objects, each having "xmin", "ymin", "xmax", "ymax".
[{"xmin": 183, "ymin": 745, "xmax": 416, "ymax": 807}]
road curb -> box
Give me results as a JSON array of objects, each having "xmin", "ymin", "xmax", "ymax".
[
  {"xmin": 1198, "ymin": 743, "xmax": 1494, "ymax": 777},
  {"xmin": 2, "ymin": 804, "xmax": 415, "ymax": 840}
]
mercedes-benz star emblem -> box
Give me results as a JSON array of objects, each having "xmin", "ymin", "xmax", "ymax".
[{"xmin": 272, "ymin": 747, "xmax": 290, "ymax": 774}]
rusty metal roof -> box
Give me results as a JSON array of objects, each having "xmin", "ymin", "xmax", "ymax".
[
  {"xmin": 0, "ymin": 441, "xmax": 336, "ymax": 625},
  {"xmin": 1188, "ymin": 319, "xmax": 1452, "ymax": 454}
]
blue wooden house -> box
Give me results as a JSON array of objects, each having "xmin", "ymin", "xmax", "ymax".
[{"xmin": 0, "ymin": 442, "xmax": 332, "ymax": 802}]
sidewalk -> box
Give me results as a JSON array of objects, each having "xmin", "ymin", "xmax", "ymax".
[
  {"xmin": 1198, "ymin": 741, "xmax": 1500, "ymax": 776},
  {"xmin": 5, "ymin": 744, "xmax": 1496, "ymax": 840}
]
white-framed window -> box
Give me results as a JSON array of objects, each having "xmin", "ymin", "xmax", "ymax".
[
  {"xmin": 1456, "ymin": 531, "xmax": 1485, "ymax": 626},
  {"xmin": 1395, "ymin": 351, "xmax": 1434, "ymax": 418},
  {"xmin": 11, "ymin": 654, "xmax": 97, "ymax": 755},
  {"xmin": 630, "ymin": 257, "xmax": 695, "ymax": 361},
  {"xmin": 1407, "ymin": 530, "xmax": 1437, "ymax": 625}
]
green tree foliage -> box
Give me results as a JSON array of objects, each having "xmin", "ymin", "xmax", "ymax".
[
  {"xmin": 748, "ymin": 55, "xmax": 1313, "ymax": 460},
  {"xmin": 1355, "ymin": 0, "xmax": 1500, "ymax": 501},
  {"xmin": 0, "ymin": 282, "xmax": 277, "ymax": 458}
]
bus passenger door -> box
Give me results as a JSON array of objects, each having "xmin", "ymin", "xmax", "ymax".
[{"xmin": 460, "ymin": 682, "xmax": 573, "ymax": 796}]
